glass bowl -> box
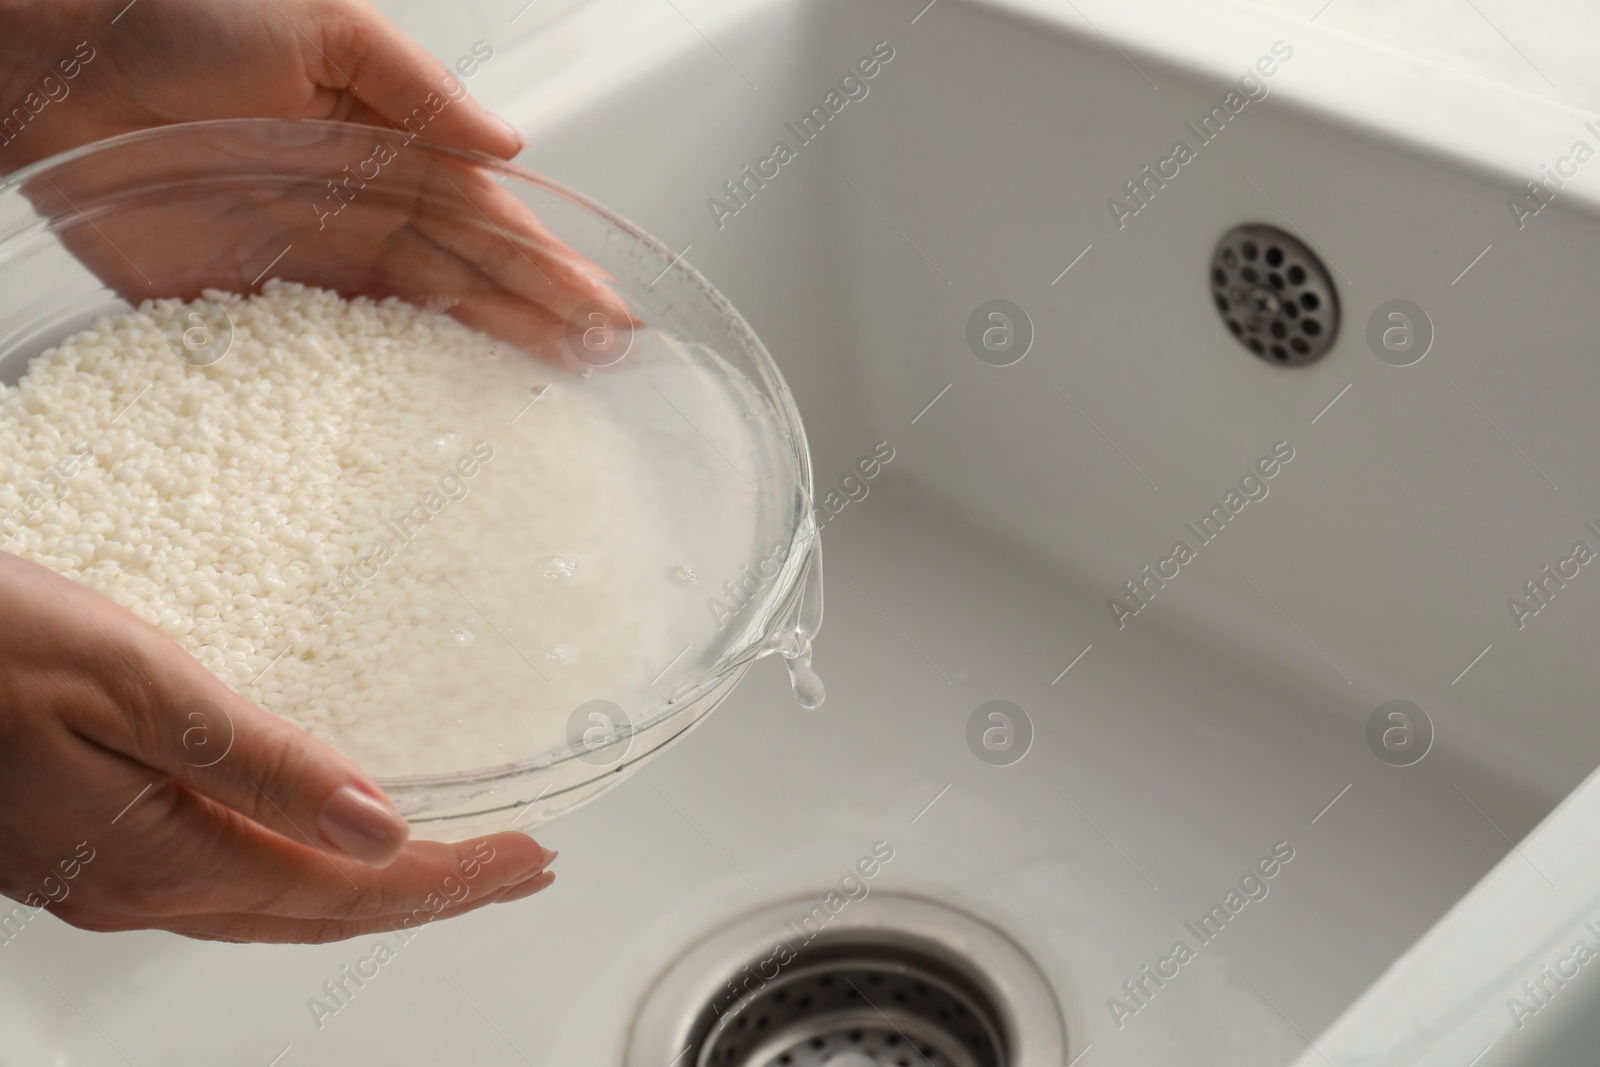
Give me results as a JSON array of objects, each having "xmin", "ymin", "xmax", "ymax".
[{"xmin": 0, "ymin": 119, "xmax": 821, "ymax": 840}]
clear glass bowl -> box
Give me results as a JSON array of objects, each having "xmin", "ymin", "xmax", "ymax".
[{"xmin": 0, "ymin": 119, "xmax": 820, "ymax": 839}]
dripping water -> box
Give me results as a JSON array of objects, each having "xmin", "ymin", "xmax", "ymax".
[{"xmin": 768, "ymin": 628, "xmax": 824, "ymax": 708}]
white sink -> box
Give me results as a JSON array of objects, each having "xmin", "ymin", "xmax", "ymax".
[{"xmin": 5, "ymin": 1, "xmax": 1599, "ymax": 1064}]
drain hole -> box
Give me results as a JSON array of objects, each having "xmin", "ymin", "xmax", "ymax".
[{"xmin": 1209, "ymin": 223, "xmax": 1339, "ymax": 366}]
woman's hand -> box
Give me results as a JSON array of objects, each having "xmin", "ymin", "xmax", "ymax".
[
  {"xmin": 0, "ymin": 0, "xmax": 622, "ymax": 355},
  {"xmin": 0, "ymin": 0, "xmax": 523, "ymax": 172},
  {"xmin": 0, "ymin": 551, "xmax": 557, "ymax": 944}
]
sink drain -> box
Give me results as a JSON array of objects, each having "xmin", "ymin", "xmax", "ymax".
[
  {"xmin": 1210, "ymin": 223, "xmax": 1338, "ymax": 366},
  {"xmin": 627, "ymin": 895, "xmax": 1066, "ymax": 1067},
  {"xmin": 697, "ymin": 945, "xmax": 1003, "ymax": 1067}
]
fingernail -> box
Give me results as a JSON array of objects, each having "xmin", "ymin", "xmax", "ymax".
[
  {"xmin": 498, "ymin": 870, "xmax": 555, "ymax": 903},
  {"xmin": 493, "ymin": 113, "xmax": 526, "ymax": 153},
  {"xmin": 505, "ymin": 848, "xmax": 557, "ymax": 887},
  {"xmin": 316, "ymin": 785, "xmax": 409, "ymax": 866}
]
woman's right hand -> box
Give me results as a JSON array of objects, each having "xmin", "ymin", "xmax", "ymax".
[{"xmin": 0, "ymin": 551, "xmax": 556, "ymax": 944}]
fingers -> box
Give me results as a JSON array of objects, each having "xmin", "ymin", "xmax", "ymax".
[
  {"xmin": 23, "ymin": 95, "xmax": 630, "ymax": 365},
  {"xmin": 179, "ymin": 874, "xmax": 558, "ymax": 944},
  {"xmin": 350, "ymin": 217, "xmax": 582, "ymax": 356},
  {"xmin": 0, "ymin": 600, "xmax": 560, "ymax": 942},
  {"xmin": 402, "ymin": 160, "xmax": 641, "ymax": 364},
  {"xmin": 20, "ymin": 559, "xmax": 411, "ymax": 867},
  {"xmin": 434, "ymin": 291, "xmax": 572, "ymax": 353},
  {"xmin": 123, "ymin": 659, "xmax": 413, "ymax": 867},
  {"xmin": 421, "ymin": 161, "xmax": 624, "ymax": 310},
  {"xmin": 64, "ymin": 872, "xmax": 557, "ymax": 944},
  {"xmin": 315, "ymin": 1, "xmax": 524, "ymax": 160},
  {"xmin": 101, "ymin": 778, "xmax": 554, "ymax": 921}
]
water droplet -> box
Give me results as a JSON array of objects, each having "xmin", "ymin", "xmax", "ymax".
[
  {"xmin": 743, "ymin": 410, "xmax": 756, "ymax": 420},
  {"xmin": 443, "ymin": 626, "xmax": 475, "ymax": 649},
  {"xmin": 546, "ymin": 645, "xmax": 569, "ymax": 663},
  {"xmin": 673, "ymin": 564, "xmax": 699, "ymax": 584},
  {"xmin": 538, "ymin": 555, "xmax": 578, "ymax": 583},
  {"xmin": 580, "ymin": 368, "xmax": 594, "ymax": 379},
  {"xmin": 784, "ymin": 640, "xmax": 826, "ymax": 709},
  {"xmin": 429, "ymin": 430, "xmax": 460, "ymax": 453},
  {"xmin": 770, "ymin": 630, "xmax": 825, "ymax": 708}
]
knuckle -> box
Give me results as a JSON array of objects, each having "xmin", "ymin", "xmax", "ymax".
[{"xmin": 315, "ymin": 3, "xmax": 380, "ymax": 72}]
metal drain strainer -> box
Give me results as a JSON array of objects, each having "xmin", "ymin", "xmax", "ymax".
[
  {"xmin": 626, "ymin": 895, "xmax": 1067, "ymax": 1067},
  {"xmin": 1210, "ymin": 223, "xmax": 1338, "ymax": 366},
  {"xmin": 765, "ymin": 1025, "xmax": 954, "ymax": 1067},
  {"xmin": 697, "ymin": 952, "xmax": 1003, "ymax": 1067}
]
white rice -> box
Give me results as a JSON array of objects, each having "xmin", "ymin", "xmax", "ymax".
[{"xmin": 0, "ymin": 281, "xmax": 678, "ymax": 778}]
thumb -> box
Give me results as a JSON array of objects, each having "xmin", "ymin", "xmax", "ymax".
[
  {"xmin": 112, "ymin": 641, "xmax": 412, "ymax": 868},
  {"xmin": 22, "ymin": 557, "xmax": 414, "ymax": 867},
  {"xmin": 164, "ymin": 689, "xmax": 413, "ymax": 867}
]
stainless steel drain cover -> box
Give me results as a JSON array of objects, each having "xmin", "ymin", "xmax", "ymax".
[
  {"xmin": 627, "ymin": 895, "xmax": 1067, "ymax": 1067},
  {"xmin": 1210, "ymin": 223, "xmax": 1338, "ymax": 365},
  {"xmin": 697, "ymin": 949, "xmax": 1002, "ymax": 1067},
  {"xmin": 768, "ymin": 1027, "xmax": 955, "ymax": 1067}
]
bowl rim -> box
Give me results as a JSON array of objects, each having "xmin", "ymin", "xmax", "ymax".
[{"xmin": 0, "ymin": 117, "xmax": 818, "ymax": 792}]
